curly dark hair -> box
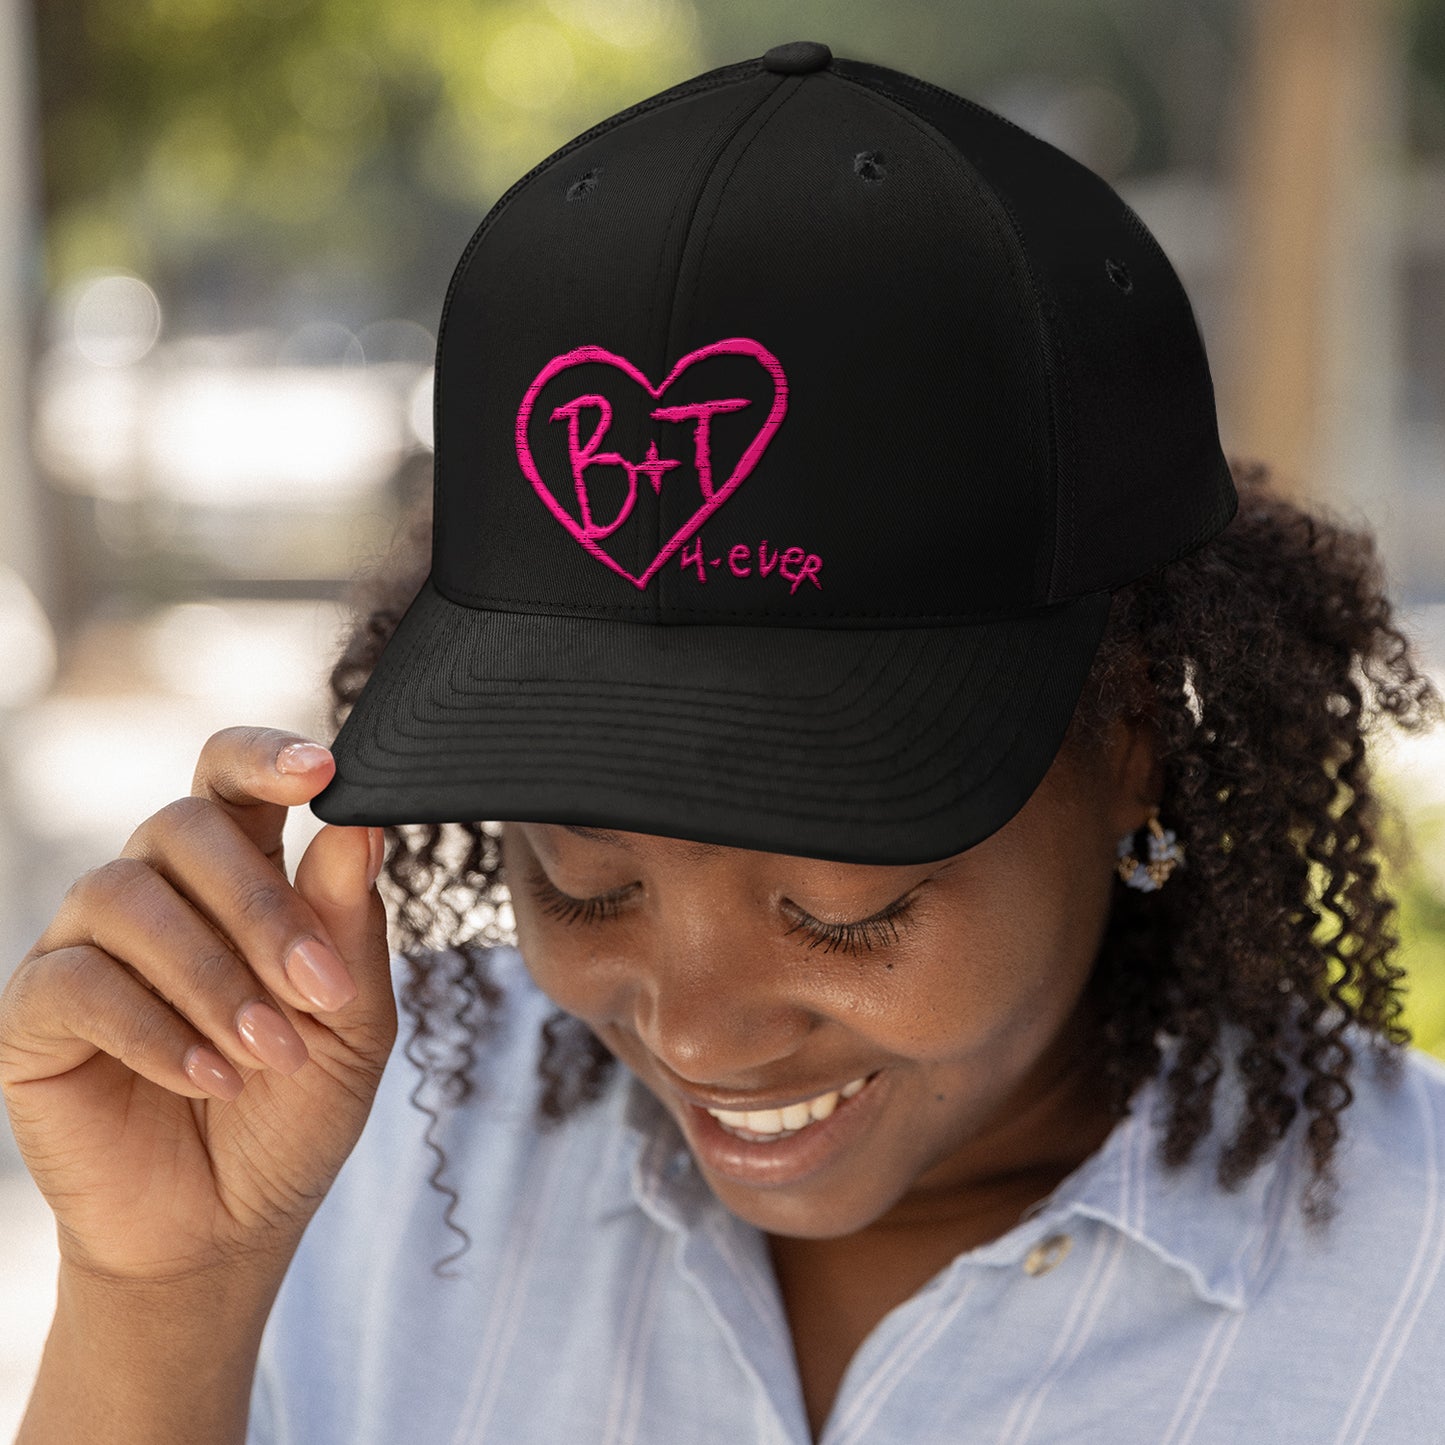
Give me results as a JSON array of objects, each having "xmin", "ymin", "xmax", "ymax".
[{"xmin": 325, "ymin": 456, "xmax": 1444, "ymax": 1275}]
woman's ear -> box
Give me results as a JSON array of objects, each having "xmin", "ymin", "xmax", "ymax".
[
  {"xmin": 1102, "ymin": 702, "xmax": 1166, "ymax": 842},
  {"xmin": 1116, "ymin": 645, "xmax": 1166, "ymax": 817},
  {"xmin": 1127, "ymin": 713, "xmax": 1166, "ymax": 813}
]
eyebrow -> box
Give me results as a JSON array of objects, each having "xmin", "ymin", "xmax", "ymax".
[{"xmin": 560, "ymin": 823, "xmax": 727, "ymax": 862}]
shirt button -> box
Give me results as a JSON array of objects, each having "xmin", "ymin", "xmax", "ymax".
[{"xmin": 1022, "ymin": 1233, "xmax": 1073, "ymax": 1277}]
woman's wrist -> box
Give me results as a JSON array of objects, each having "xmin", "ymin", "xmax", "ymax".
[{"xmin": 16, "ymin": 1253, "xmax": 292, "ymax": 1445}]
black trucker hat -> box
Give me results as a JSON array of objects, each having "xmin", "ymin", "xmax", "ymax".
[{"xmin": 311, "ymin": 40, "xmax": 1237, "ymax": 865}]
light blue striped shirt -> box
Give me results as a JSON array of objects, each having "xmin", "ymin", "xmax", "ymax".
[{"xmin": 247, "ymin": 945, "xmax": 1445, "ymax": 1444}]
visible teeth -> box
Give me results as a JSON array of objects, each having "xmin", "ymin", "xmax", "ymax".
[
  {"xmin": 706, "ymin": 1074, "xmax": 870, "ymax": 1138},
  {"xmin": 810, "ymin": 1091, "xmax": 837, "ymax": 1122}
]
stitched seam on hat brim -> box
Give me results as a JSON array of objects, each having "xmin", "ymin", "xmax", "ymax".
[
  {"xmin": 349, "ymin": 665, "xmax": 1040, "ymax": 823},
  {"xmin": 452, "ymin": 621, "xmax": 917, "ymax": 717},
  {"xmin": 333, "ymin": 578, "xmax": 1101, "ymax": 820},
  {"xmin": 413, "ymin": 576, "xmax": 1093, "ymax": 705},
  {"xmin": 361, "ymin": 612, "xmax": 1017, "ymax": 791},
  {"xmin": 368, "ymin": 701, "xmax": 1014, "ymax": 795},
  {"xmin": 382, "ymin": 631, "xmax": 1020, "ymax": 774},
  {"xmin": 432, "ymin": 579, "xmax": 898, "ymax": 709},
  {"xmin": 347, "ymin": 579, "xmax": 1005, "ymax": 781},
  {"xmin": 345, "ymin": 618, "xmax": 1034, "ymax": 814},
  {"xmin": 341, "ymin": 577, "xmax": 1100, "ymax": 722},
  {"xmin": 337, "ymin": 624, "xmax": 1089, "ymax": 815},
  {"xmin": 445, "ymin": 638, "xmax": 971, "ymax": 745},
  {"xmin": 368, "ymin": 577, "xmax": 1078, "ymax": 735},
  {"xmin": 385, "ymin": 666, "xmax": 992, "ymax": 771}
]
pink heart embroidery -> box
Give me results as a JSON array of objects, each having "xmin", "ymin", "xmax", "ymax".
[{"xmin": 514, "ymin": 338, "xmax": 789, "ymax": 590}]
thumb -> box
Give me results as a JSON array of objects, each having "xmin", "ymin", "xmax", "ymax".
[{"xmin": 291, "ymin": 824, "xmax": 397, "ymax": 1056}]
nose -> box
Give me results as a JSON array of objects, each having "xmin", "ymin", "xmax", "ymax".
[{"xmin": 628, "ymin": 943, "xmax": 816, "ymax": 1087}]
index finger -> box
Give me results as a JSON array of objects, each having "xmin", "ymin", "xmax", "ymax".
[{"xmin": 191, "ymin": 726, "xmax": 336, "ymax": 870}]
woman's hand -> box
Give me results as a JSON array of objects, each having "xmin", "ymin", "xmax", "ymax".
[{"xmin": 0, "ymin": 726, "xmax": 398, "ymax": 1289}]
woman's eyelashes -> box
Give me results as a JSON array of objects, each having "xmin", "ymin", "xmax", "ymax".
[
  {"xmin": 518, "ymin": 863, "xmax": 920, "ymax": 957},
  {"xmin": 524, "ymin": 866, "xmax": 637, "ymax": 927},
  {"xmin": 781, "ymin": 894, "xmax": 919, "ymax": 954}
]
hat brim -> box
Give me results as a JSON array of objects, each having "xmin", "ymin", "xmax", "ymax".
[{"xmin": 310, "ymin": 574, "xmax": 1115, "ymax": 865}]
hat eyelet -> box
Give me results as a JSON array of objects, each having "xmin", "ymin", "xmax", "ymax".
[
  {"xmin": 853, "ymin": 150, "xmax": 887, "ymax": 183},
  {"xmin": 1105, "ymin": 257, "xmax": 1133, "ymax": 292},
  {"xmin": 566, "ymin": 167, "xmax": 603, "ymax": 202}
]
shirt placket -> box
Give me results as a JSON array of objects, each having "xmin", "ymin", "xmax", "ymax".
[{"xmin": 635, "ymin": 1140, "xmax": 814, "ymax": 1445}]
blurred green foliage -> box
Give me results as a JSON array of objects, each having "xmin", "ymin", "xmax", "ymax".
[
  {"xmin": 33, "ymin": 0, "xmax": 1445, "ymax": 325},
  {"xmin": 35, "ymin": 0, "xmax": 1255, "ymax": 322},
  {"xmin": 1379, "ymin": 776, "xmax": 1445, "ymax": 1061}
]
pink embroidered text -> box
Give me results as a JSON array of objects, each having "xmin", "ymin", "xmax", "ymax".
[{"xmin": 514, "ymin": 339, "xmax": 789, "ymax": 590}]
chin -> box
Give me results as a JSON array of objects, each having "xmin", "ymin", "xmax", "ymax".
[{"xmin": 699, "ymin": 1166, "xmax": 899, "ymax": 1240}]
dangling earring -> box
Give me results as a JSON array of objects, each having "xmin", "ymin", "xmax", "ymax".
[{"xmin": 1116, "ymin": 806, "xmax": 1185, "ymax": 891}]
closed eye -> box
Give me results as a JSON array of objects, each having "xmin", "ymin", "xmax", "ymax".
[
  {"xmin": 520, "ymin": 862, "xmax": 924, "ymax": 957},
  {"xmin": 780, "ymin": 892, "xmax": 920, "ymax": 954},
  {"xmin": 521, "ymin": 865, "xmax": 637, "ymax": 927}
]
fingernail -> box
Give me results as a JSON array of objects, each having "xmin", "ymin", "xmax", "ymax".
[
  {"xmin": 236, "ymin": 1000, "xmax": 310, "ymax": 1075},
  {"xmin": 284, "ymin": 936, "xmax": 358, "ymax": 1012},
  {"xmin": 277, "ymin": 742, "xmax": 333, "ymax": 774},
  {"xmin": 184, "ymin": 1044, "xmax": 244, "ymax": 1101}
]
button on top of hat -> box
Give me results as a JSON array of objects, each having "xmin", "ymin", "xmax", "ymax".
[{"xmin": 762, "ymin": 41, "xmax": 833, "ymax": 74}]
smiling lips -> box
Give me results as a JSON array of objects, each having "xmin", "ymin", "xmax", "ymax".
[{"xmin": 704, "ymin": 1075, "xmax": 872, "ymax": 1142}]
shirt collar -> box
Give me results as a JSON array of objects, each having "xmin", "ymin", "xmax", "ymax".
[
  {"xmin": 585, "ymin": 1061, "xmax": 701, "ymax": 1226},
  {"xmin": 584, "ymin": 1024, "xmax": 1300, "ymax": 1312},
  {"xmin": 1000, "ymin": 1028, "xmax": 1301, "ymax": 1311}
]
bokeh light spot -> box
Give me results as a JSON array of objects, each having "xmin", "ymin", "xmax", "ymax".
[
  {"xmin": 546, "ymin": 0, "xmax": 689, "ymax": 49},
  {"xmin": 70, "ymin": 273, "xmax": 162, "ymax": 367}
]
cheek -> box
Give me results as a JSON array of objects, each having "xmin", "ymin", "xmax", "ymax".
[
  {"xmin": 508, "ymin": 901, "xmax": 631, "ymax": 1026},
  {"xmin": 509, "ymin": 902, "xmax": 582, "ymax": 1002},
  {"xmin": 506, "ymin": 877, "xmax": 543, "ymax": 958},
  {"xmin": 499, "ymin": 836, "xmax": 592, "ymax": 1013},
  {"xmin": 884, "ymin": 893, "xmax": 1100, "ymax": 1062},
  {"xmin": 881, "ymin": 965, "xmax": 1038, "ymax": 1062}
]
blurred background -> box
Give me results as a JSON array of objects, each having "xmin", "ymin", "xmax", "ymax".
[{"xmin": 3, "ymin": 0, "xmax": 1445, "ymax": 1428}]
